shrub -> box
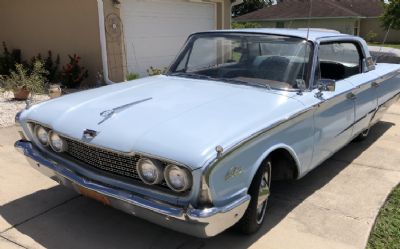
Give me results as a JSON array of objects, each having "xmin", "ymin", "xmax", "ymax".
[
  {"xmin": 365, "ymin": 31, "xmax": 378, "ymax": 42},
  {"xmin": 0, "ymin": 60, "xmax": 47, "ymax": 95},
  {"xmin": 0, "ymin": 42, "xmax": 22, "ymax": 76},
  {"xmin": 126, "ymin": 72, "xmax": 140, "ymax": 81},
  {"xmin": 147, "ymin": 66, "xmax": 167, "ymax": 76},
  {"xmin": 29, "ymin": 51, "xmax": 61, "ymax": 83},
  {"xmin": 60, "ymin": 54, "xmax": 88, "ymax": 88},
  {"xmin": 232, "ymin": 22, "xmax": 261, "ymax": 29}
]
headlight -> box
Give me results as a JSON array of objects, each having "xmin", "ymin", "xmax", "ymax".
[
  {"xmin": 164, "ymin": 164, "xmax": 192, "ymax": 192},
  {"xmin": 49, "ymin": 131, "xmax": 67, "ymax": 152},
  {"xmin": 34, "ymin": 125, "xmax": 49, "ymax": 146},
  {"xmin": 136, "ymin": 158, "xmax": 164, "ymax": 185}
]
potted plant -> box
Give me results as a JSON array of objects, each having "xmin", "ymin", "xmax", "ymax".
[{"xmin": 0, "ymin": 60, "xmax": 47, "ymax": 100}]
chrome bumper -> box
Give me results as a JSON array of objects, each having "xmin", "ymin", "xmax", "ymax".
[{"xmin": 14, "ymin": 140, "xmax": 250, "ymax": 238}]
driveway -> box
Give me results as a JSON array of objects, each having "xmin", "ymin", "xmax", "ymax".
[{"xmin": 1, "ymin": 103, "xmax": 400, "ymax": 249}]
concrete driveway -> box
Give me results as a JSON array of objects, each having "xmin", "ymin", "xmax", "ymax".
[{"xmin": 1, "ymin": 103, "xmax": 400, "ymax": 249}]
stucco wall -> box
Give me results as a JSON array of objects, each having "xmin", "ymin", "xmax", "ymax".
[
  {"xmin": 360, "ymin": 18, "xmax": 400, "ymax": 43},
  {"xmin": 0, "ymin": 0, "xmax": 103, "ymax": 86},
  {"xmin": 257, "ymin": 18, "xmax": 357, "ymax": 35}
]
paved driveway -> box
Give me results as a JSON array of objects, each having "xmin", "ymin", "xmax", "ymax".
[{"xmin": 1, "ymin": 103, "xmax": 400, "ymax": 249}]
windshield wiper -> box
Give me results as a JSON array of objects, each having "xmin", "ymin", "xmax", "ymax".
[
  {"xmin": 216, "ymin": 78, "xmax": 272, "ymax": 90},
  {"xmin": 170, "ymin": 72, "xmax": 271, "ymax": 90},
  {"xmin": 169, "ymin": 72, "xmax": 213, "ymax": 80}
]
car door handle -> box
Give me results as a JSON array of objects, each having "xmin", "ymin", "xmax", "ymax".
[
  {"xmin": 347, "ymin": 92, "xmax": 357, "ymax": 100},
  {"xmin": 372, "ymin": 82, "xmax": 380, "ymax": 88}
]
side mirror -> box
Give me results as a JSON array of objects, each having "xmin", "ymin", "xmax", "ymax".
[{"xmin": 317, "ymin": 79, "xmax": 336, "ymax": 92}]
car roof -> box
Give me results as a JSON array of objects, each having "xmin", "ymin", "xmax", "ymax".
[{"xmin": 199, "ymin": 28, "xmax": 353, "ymax": 42}]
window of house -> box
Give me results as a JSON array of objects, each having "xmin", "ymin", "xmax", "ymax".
[{"xmin": 318, "ymin": 42, "xmax": 362, "ymax": 81}]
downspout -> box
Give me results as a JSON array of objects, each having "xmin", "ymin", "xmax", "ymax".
[{"xmin": 96, "ymin": 0, "xmax": 116, "ymax": 84}]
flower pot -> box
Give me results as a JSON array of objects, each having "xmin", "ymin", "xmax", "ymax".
[
  {"xmin": 13, "ymin": 87, "xmax": 30, "ymax": 100},
  {"xmin": 48, "ymin": 84, "xmax": 62, "ymax": 98}
]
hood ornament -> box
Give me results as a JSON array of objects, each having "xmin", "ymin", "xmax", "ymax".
[
  {"xmin": 83, "ymin": 129, "xmax": 98, "ymax": 139},
  {"xmin": 98, "ymin": 97, "xmax": 152, "ymax": 125}
]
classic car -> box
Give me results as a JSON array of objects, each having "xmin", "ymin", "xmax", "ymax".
[{"xmin": 15, "ymin": 29, "xmax": 400, "ymax": 238}]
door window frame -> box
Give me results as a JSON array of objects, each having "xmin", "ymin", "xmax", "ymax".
[{"xmin": 311, "ymin": 39, "xmax": 366, "ymax": 89}]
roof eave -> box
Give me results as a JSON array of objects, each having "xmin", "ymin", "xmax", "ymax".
[{"xmin": 234, "ymin": 16, "xmax": 366, "ymax": 22}]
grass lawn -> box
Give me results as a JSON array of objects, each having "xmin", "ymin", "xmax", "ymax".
[
  {"xmin": 368, "ymin": 42, "xmax": 400, "ymax": 49},
  {"xmin": 367, "ymin": 184, "xmax": 400, "ymax": 249}
]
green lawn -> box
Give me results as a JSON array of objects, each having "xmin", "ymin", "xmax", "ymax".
[
  {"xmin": 368, "ymin": 43, "xmax": 400, "ymax": 49},
  {"xmin": 367, "ymin": 184, "xmax": 400, "ymax": 249}
]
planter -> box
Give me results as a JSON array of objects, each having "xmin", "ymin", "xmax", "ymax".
[
  {"xmin": 48, "ymin": 84, "xmax": 62, "ymax": 98},
  {"xmin": 13, "ymin": 87, "xmax": 30, "ymax": 100}
]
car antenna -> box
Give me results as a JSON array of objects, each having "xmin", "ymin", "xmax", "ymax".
[
  {"xmin": 374, "ymin": 21, "xmax": 393, "ymax": 64},
  {"xmin": 298, "ymin": 0, "xmax": 313, "ymax": 95}
]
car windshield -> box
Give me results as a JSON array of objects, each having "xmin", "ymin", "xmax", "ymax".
[{"xmin": 168, "ymin": 33, "xmax": 312, "ymax": 90}]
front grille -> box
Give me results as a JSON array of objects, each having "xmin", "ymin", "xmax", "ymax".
[{"xmin": 63, "ymin": 137, "xmax": 168, "ymax": 188}]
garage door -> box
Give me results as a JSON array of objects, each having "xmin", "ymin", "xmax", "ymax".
[{"xmin": 121, "ymin": 0, "xmax": 216, "ymax": 76}]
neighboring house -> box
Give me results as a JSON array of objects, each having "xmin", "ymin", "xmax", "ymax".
[
  {"xmin": 235, "ymin": 0, "xmax": 400, "ymax": 44},
  {"xmin": 0, "ymin": 0, "xmax": 238, "ymax": 84}
]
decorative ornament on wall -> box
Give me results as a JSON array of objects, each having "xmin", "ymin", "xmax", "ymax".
[{"xmin": 105, "ymin": 13, "xmax": 123, "ymax": 41}]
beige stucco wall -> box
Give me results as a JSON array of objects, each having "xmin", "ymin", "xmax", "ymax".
[
  {"xmin": 256, "ymin": 18, "xmax": 358, "ymax": 35},
  {"xmin": 0, "ymin": 0, "xmax": 103, "ymax": 87},
  {"xmin": 360, "ymin": 18, "xmax": 400, "ymax": 43}
]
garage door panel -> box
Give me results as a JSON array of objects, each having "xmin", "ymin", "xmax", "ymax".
[
  {"xmin": 122, "ymin": 0, "xmax": 215, "ymax": 18},
  {"xmin": 121, "ymin": 0, "xmax": 216, "ymax": 76},
  {"xmin": 127, "ymin": 37, "xmax": 186, "ymax": 58},
  {"xmin": 124, "ymin": 18, "xmax": 215, "ymax": 38}
]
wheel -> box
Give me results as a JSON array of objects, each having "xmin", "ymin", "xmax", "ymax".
[
  {"xmin": 236, "ymin": 159, "xmax": 271, "ymax": 234},
  {"xmin": 353, "ymin": 128, "xmax": 370, "ymax": 142}
]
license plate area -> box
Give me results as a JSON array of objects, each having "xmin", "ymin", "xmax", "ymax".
[{"xmin": 78, "ymin": 186, "xmax": 110, "ymax": 206}]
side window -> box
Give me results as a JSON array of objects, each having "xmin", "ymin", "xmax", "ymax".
[{"xmin": 318, "ymin": 42, "xmax": 362, "ymax": 81}]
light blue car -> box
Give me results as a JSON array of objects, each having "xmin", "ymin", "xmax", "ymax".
[{"xmin": 15, "ymin": 29, "xmax": 400, "ymax": 238}]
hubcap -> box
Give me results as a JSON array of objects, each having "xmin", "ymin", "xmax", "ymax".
[{"xmin": 256, "ymin": 164, "xmax": 271, "ymax": 224}]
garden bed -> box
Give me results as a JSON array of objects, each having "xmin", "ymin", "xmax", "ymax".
[{"xmin": 0, "ymin": 91, "xmax": 49, "ymax": 128}]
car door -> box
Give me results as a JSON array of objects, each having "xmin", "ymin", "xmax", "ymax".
[
  {"xmin": 342, "ymin": 42, "xmax": 378, "ymax": 136},
  {"xmin": 370, "ymin": 64, "xmax": 400, "ymax": 123},
  {"xmin": 310, "ymin": 42, "xmax": 356, "ymax": 168}
]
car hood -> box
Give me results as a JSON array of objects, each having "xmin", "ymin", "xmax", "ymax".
[{"xmin": 22, "ymin": 75, "xmax": 305, "ymax": 169}]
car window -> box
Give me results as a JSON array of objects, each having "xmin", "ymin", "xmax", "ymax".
[
  {"xmin": 186, "ymin": 37, "xmax": 243, "ymax": 71},
  {"xmin": 169, "ymin": 33, "xmax": 312, "ymax": 90},
  {"xmin": 318, "ymin": 42, "xmax": 362, "ymax": 81}
]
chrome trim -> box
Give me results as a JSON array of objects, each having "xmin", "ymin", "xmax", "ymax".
[
  {"xmin": 202, "ymin": 68, "xmax": 400, "ymax": 187},
  {"xmin": 15, "ymin": 111, "xmax": 22, "ymax": 126},
  {"xmin": 203, "ymin": 105, "xmax": 315, "ymax": 185},
  {"xmin": 15, "ymin": 140, "xmax": 249, "ymax": 238},
  {"xmin": 98, "ymin": 97, "xmax": 152, "ymax": 125}
]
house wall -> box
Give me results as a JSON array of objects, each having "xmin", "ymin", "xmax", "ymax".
[
  {"xmin": 359, "ymin": 18, "xmax": 400, "ymax": 43},
  {"xmin": 0, "ymin": 0, "xmax": 232, "ymax": 85},
  {"xmin": 0, "ymin": 0, "xmax": 102, "ymax": 86},
  {"xmin": 256, "ymin": 18, "xmax": 358, "ymax": 35}
]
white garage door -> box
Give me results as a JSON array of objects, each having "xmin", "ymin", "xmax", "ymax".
[{"xmin": 121, "ymin": 0, "xmax": 216, "ymax": 76}]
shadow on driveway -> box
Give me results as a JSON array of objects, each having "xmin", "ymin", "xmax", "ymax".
[{"xmin": 0, "ymin": 121, "xmax": 394, "ymax": 249}]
